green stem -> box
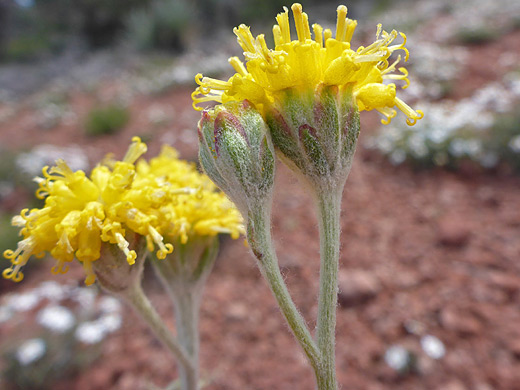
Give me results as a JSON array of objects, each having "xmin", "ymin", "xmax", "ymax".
[
  {"xmin": 123, "ymin": 283, "xmax": 195, "ymax": 384},
  {"xmin": 151, "ymin": 238, "xmax": 219, "ymax": 390},
  {"xmin": 172, "ymin": 287, "xmax": 201, "ymax": 390},
  {"xmin": 315, "ymin": 184, "xmax": 342, "ymax": 390},
  {"xmin": 247, "ymin": 203, "xmax": 321, "ymax": 377}
]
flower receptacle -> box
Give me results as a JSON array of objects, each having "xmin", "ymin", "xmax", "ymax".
[
  {"xmin": 265, "ymin": 84, "xmax": 360, "ymax": 189},
  {"xmin": 153, "ymin": 235, "xmax": 219, "ymax": 291},
  {"xmin": 93, "ymin": 234, "xmax": 147, "ymax": 294}
]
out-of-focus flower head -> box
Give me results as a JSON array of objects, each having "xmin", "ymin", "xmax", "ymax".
[
  {"xmin": 3, "ymin": 137, "xmax": 243, "ymax": 286},
  {"xmin": 134, "ymin": 145, "xmax": 244, "ymax": 245}
]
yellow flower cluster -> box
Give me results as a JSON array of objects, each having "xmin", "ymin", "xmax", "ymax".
[
  {"xmin": 192, "ymin": 3, "xmax": 423, "ymax": 125},
  {"xmin": 134, "ymin": 145, "xmax": 243, "ymax": 244},
  {"xmin": 3, "ymin": 137, "xmax": 243, "ymax": 286}
]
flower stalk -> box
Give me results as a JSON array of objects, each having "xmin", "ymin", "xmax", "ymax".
[
  {"xmin": 314, "ymin": 184, "xmax": 343, "ymax": 390},
  {"xmin": 246, "ymin": 201, "xmax": 321, "ymax": 376},
  {"xmin": 89, "ymin": 236, "xmax": 195, "ymax": 385},
  {"xmin": 152, "ymin": 236, "xmax": 221, "ymax": 390},
  {"xmin": 123, "ymin": 281, "xmax": 195, "ymax": 375},
  {"xmin": 171, "ymin": 288, "xmax": 201, "ymax": 390}
]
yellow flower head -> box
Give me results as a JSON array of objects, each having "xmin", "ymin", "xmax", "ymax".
[
  {"xmin": 134, "ymin": 145, "xmax": 244, "ymax": 246},
  {"xmin": 192, "ymin": 3, "xmax": 423, "ymax": 126},
  {"xmin": 3, "ymin": 138, "xmax": 243, "ymax": 286}
]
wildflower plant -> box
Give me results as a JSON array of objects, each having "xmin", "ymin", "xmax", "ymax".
[
  {"xmin": 193, "ymin": 3, "xmax": 422, "ymax": 390},
  {"xmin": 2, "ymin": 138, "xmax": 243, "ymax": 390}
]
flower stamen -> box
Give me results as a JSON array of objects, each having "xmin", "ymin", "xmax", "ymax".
[
  {"xmin": 335, "ymin": 5, "xmax": 349, "ymax": 42},
  {"xmin": 383, "ymin": 67, "xmax": 410, "ymax": 89},
  {"xmin": 345, "ymin": 19, "xmax": 357, "ymax": 43},
  {"xmin": 323, "ymin": 28, "xmax": 332, "ymax": 42},
  {"xmin": 394, "ymin": 97, "xmax": 424, "ymax": 125},
  {"xmin": 313, "ymin": 24, "xmax": 323, "ymax": 48},
  {"xmin": 229, "ymin": 57, "xmax": 248, "ymax": 76},
  {"xmin": 275, "ymin": 6, "xmax": 291, "ymax": 44},
  {"xmin": 147, "ymin": 226, "xmax": 173, "ymax": 260},
  {"xmin": 291, "ymin": 3, "xmax": 309, "ymax": 43},
  {"xmin": 376, "ymin": 107, "xmax": 397, "ymax": 125},
  {"xmin": 123, "ymin": 137, "xmax": 147, "ymax": 164},
  {"xmin": 234, "ymin": 24, "xmax": 257, "ymax": 54},
  {"xmin": 114, "ymin": 232, "xmax": 137, "ymax": 265}
]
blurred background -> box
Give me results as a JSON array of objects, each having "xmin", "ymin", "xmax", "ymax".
[{"xmin": 0, "ymin": 0, "xmax": 519, "ymax": 389}]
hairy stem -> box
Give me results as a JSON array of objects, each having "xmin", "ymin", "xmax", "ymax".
[
  {"xmin": 172, "ymin": 287, "xmax": 201, "ymax": 390},
  {"xmin": 247, "ymin": 202, "xmax": 321, "ymax": 378},
  {"xmin": 123, "ymin": 283, "xmax": 195, "ymax": 386},
  {"xmin": 152, "ymin": 238, "xmax": 219, "ymax": 390},
  {"xmin": 315, "ymin": 185, "xmax": 342, "ymax": 390}
]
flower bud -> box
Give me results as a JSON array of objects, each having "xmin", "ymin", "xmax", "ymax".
[
  {"xmin": 198, "ymin": 100, "xmax": 275, "ymax": 214},
  {"xmin": 264, "ymin": 84, "xmax": 360, "ymax": 188}
]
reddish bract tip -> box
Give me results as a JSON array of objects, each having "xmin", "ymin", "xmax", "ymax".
[
  {"xmin": 242, "ymin": 99, "xmax": 253, "ymax": 110},
  {"xmin": 267, "ymin": 107, "xmax": 292, "ymax": 137},
  {"xmin": 213, "ymin": 111, "xmax": 226, "ymax": 156},
  {"xmin": 201, "ymin": 110, "xmax": 211, "ymax": 123},
  {"xmin": 214, "ymin": 110, "xmax": 250, "ymax": 149},
  {"xmin": 298, "ymin": 124, "xmax": 318, "ymax": 139}
]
